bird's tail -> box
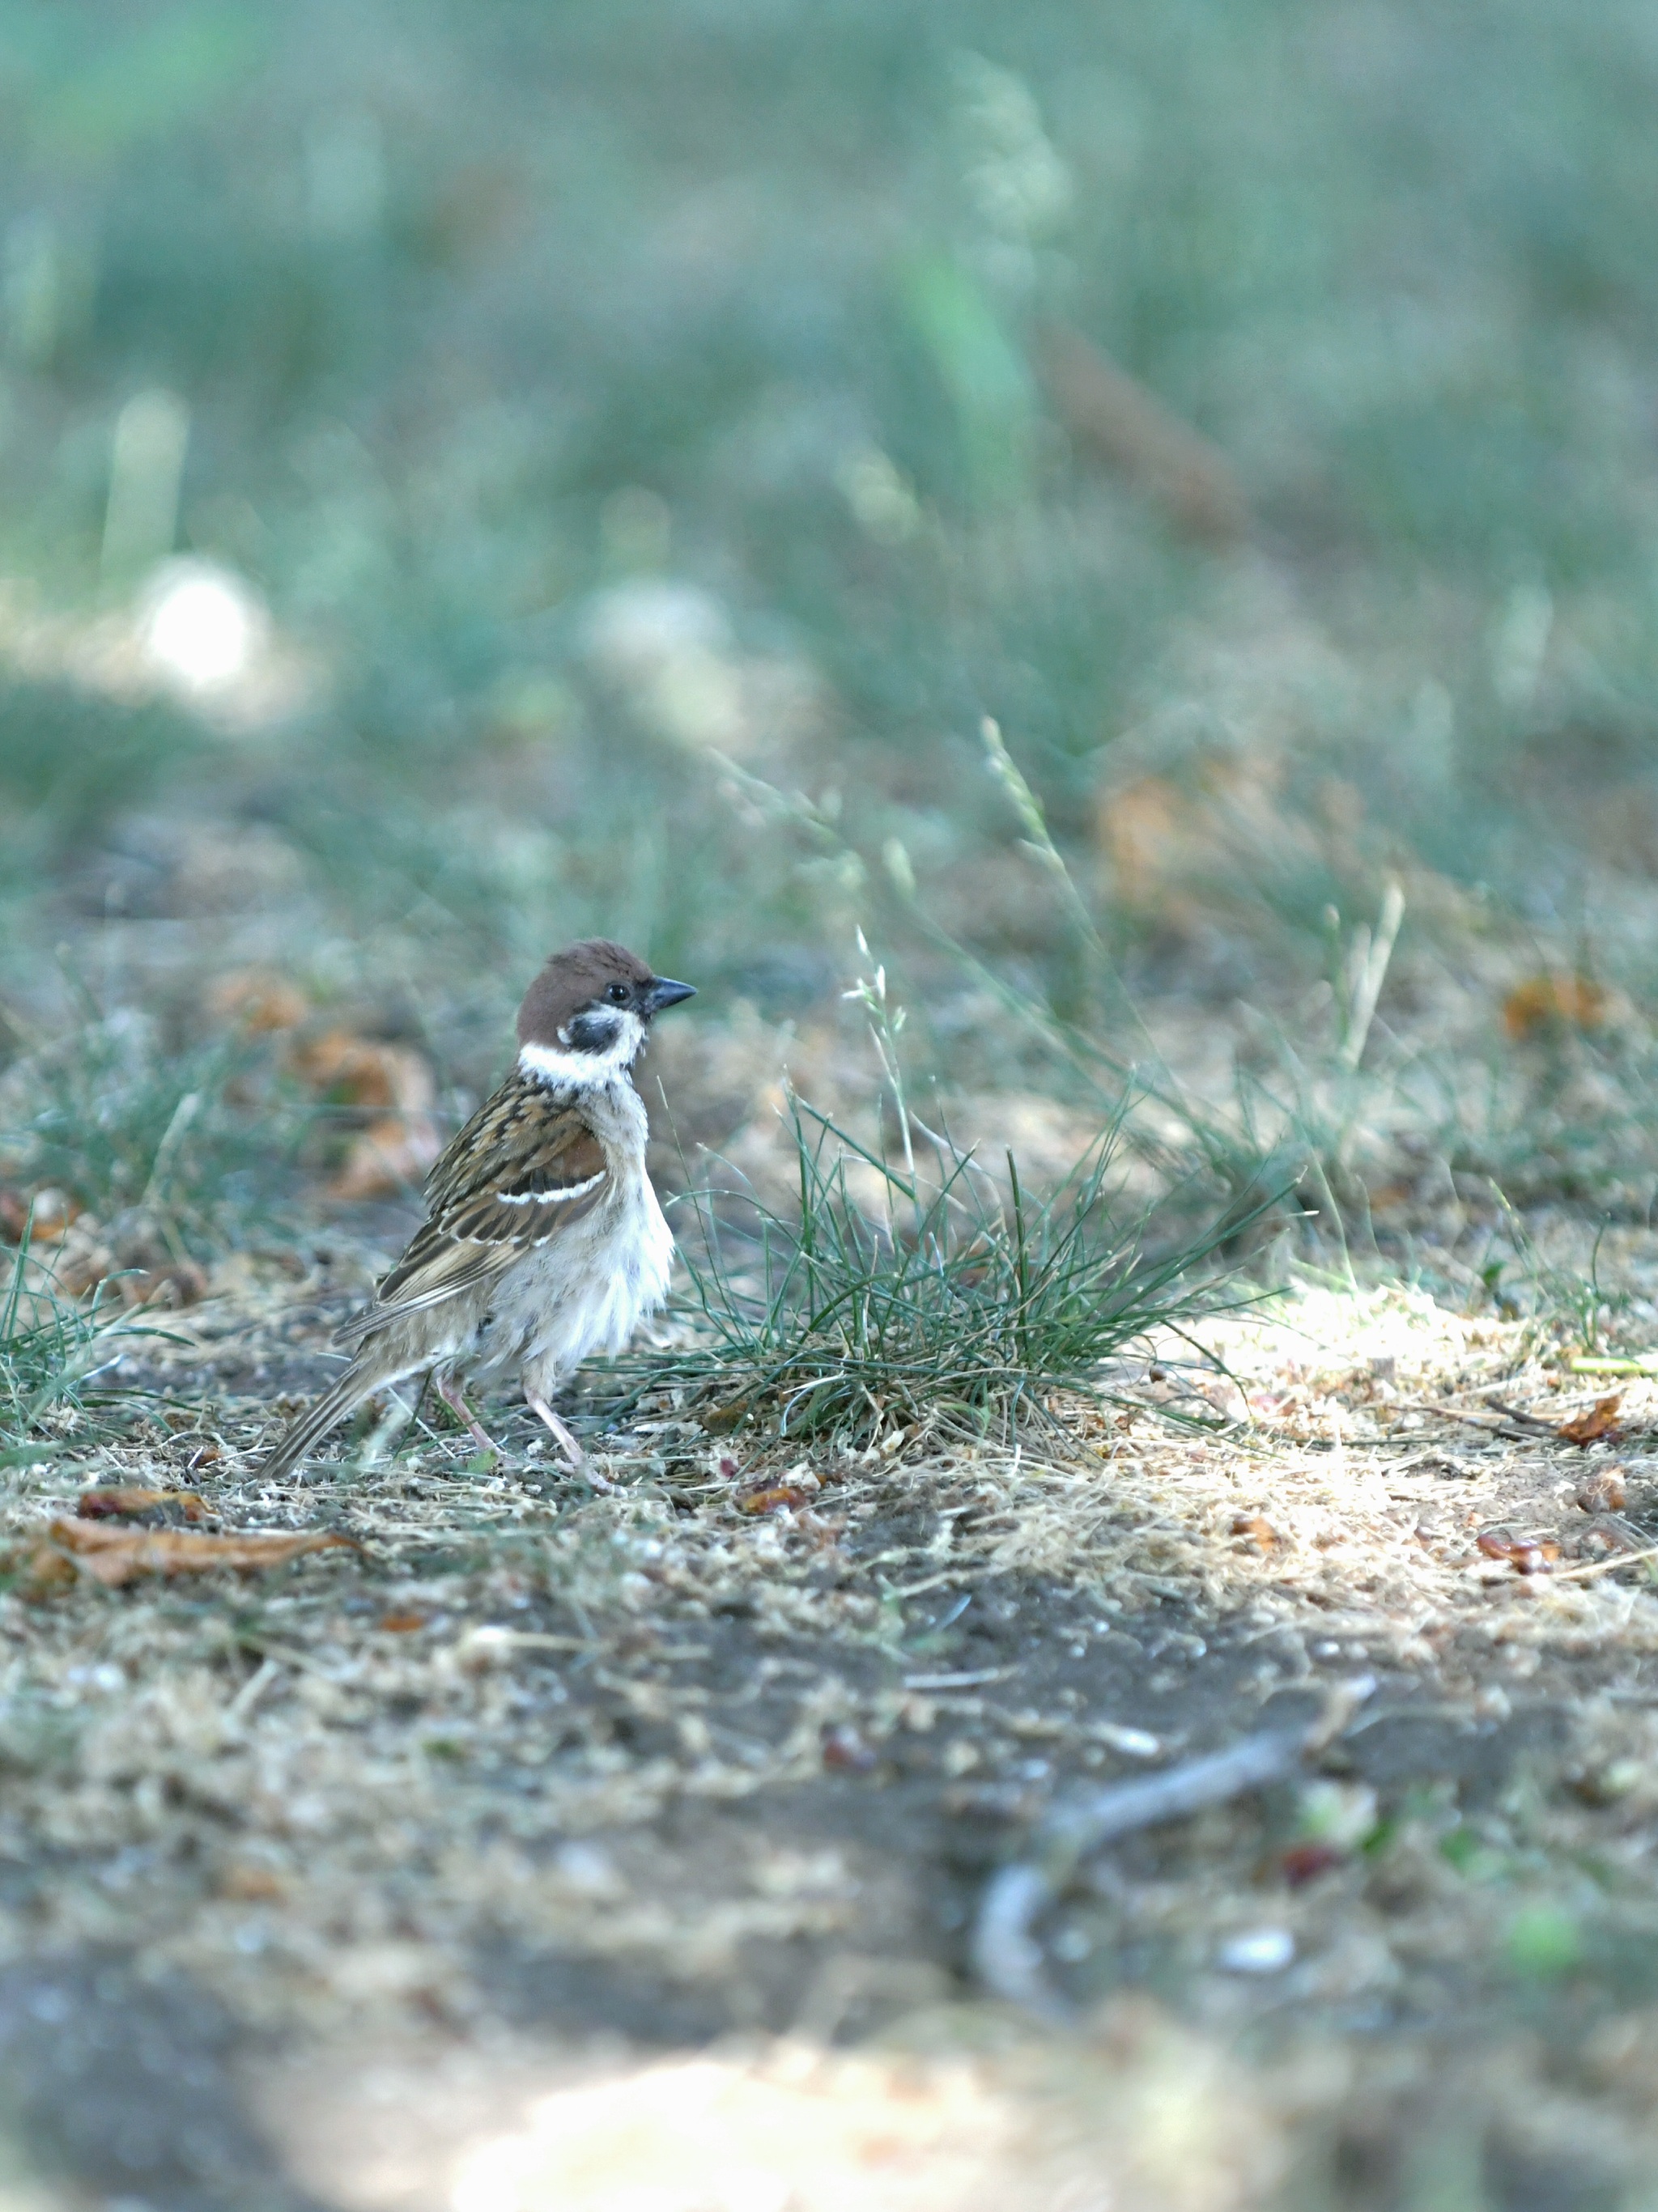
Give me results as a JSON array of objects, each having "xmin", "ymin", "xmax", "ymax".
[{"xmin": 256, "ymin": 1362, "xmax": 384, "ymax": 1482}]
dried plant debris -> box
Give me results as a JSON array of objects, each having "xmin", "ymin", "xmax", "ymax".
[
  {"xmin": 74, "ymin": 1484, "xmax": 207, "ymax": 1522},
  {"xmin": 5, "ymin": 1519, "xmax": 358, "ymax": 1594},
  {"xmin": 1559, "ymin": 1393, "xmax": 1624, "ymax": 1446},
  {"xmin": 0, "ymin": 1223, "xmax": 1657, "ymax": 2205}
]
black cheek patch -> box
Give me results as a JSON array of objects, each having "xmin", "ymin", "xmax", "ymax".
[{"xmin": 566, "ymin": 1009, "xmax": 624, "ymax": 1054}]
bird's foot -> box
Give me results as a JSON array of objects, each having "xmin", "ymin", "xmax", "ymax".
[
  {"xmin": 525, "ymin": 1391, "xmax": 614, "ymax": 1490},
  {"xmin": 436, "ymin": 1373, "xmax": 500, "ymax": 1462}
]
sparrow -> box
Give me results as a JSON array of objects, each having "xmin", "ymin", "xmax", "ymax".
[{"xmin": 256, "ymin": 940, "xmax": 695, "ymax": 1482}]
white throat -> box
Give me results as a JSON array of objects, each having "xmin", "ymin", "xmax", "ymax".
[{"xmin": 518, "ymin": 1012, "xmax": 644, "ymax": 1093}]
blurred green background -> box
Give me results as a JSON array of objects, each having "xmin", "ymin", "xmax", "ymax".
[{"xmin": 4, "ymin": 0, "xmax": 1658, "ymax": 1146}]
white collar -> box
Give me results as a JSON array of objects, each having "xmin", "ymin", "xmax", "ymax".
[{"xmin": 517, "ymin": 1012, "xmax": 644, "ymax": 1092}]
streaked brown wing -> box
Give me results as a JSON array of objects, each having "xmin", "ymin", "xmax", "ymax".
[{"xmin": 337, "ymin": 1074, "xmax": 609, "ymax": 1343}]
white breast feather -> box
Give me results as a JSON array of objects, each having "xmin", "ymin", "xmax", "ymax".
[{"xmin": 471, "ymin": 1076, "xmax": 674, "ymax": 1395}]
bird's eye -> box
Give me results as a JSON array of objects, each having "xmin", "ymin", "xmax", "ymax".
[{"xmin": 606, "ymin": 983, "xmax": 630, "ymax": 1004}]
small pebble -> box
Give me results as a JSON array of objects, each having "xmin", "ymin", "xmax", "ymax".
[
  {"xmin": 1217, "ymin": 1926, "xmax": 1295, "ymax": 1975},
  {"xmin": 1094, "ymin": 1723, "xmax": 1161, "ymax": 1760}
]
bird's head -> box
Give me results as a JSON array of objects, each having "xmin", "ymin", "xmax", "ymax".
[{"xmin": 516, "ymin": 940, "xmax": 696, "ymax": 1087}]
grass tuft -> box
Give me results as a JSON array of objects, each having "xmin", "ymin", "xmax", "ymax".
[
  {"xmin": 0, "ymin": 1227, "xmax": 130, "ymax": 1455},
  {"xmin": 1, "ymin": 996, "xmax": 303, "ymax": 1253},
  {"xmin": 610, "ymin": 959, "xmax": 1240, "ymax": 1450}
]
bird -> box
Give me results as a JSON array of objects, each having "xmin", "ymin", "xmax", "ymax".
[{"xmin": 255, "ymin": 939, "xmax": 696, "ymax": 1483}]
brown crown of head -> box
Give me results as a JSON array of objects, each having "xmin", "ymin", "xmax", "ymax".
[{"xmin": 517, "ymin": 939, "xmax": 671, "ymax": 1047}]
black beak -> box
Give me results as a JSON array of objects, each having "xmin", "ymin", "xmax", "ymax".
[{"xmin": 643, "ymin": 976, "xmax": 696, "ymax": 1015}]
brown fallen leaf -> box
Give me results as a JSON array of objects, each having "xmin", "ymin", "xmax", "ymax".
[
  {"xmin": 117, "ymin": 1260, "xmax": 209, "ymax": 1309},
  {"xmin": 1281, "ymin": 1841, "xmax": 1345, "ymax": 1889},
  {"xmin": 215, "ymin": 1862, "xmax": 288, "ymax": 1903},
  {"xmin": 1560, "ymin": 1395, "xmax": 1623, "ymax": 1447},
  {"xmin": 1476, "ymin": 1529, "xmax": 1560, "ymax": 1575},
  {"xmin": 76, "ymin": 1487, "xmax": 207, "ymax": 1524},
  {"xmin": 1095, "ymin": 751, "xmax": 1310, "ymax": 928},
  {"xmin": 1038, "ymin": 319, "xmax": 1249, "ymax": 545},
  {"xmin": 820, "ymin": 1723, "xmax": 878, "ymax": 1774},
  {"xmin": 208, "ymin": 968, "xmax": 310, "ymax": 1034},
  {"xmin": 2, "ymin": 1201, "xmax": 189, "ymax": 1305},
  {"xmin": 1503, "ymin": 974, "xmax": 1609, "ymax": 1041},
  {"xmin": 47, "ymin": 1224, "xmax": 119, "ymax": 1299},
  {"xmin": 289, "ymin": 1028, "xmax": 440, "ymax": 1200},
  {"xmin": 377, "ymin": 1611, "xmax": 429, "ymax": 1633},
  {"xmin": 699, "ymin": 1398, "xmax": 754, "ymax": 1434},
  {"xmin": 1363, "ymin": 1182, "xmax": 1416, "ymax": 1214},
  {"xmin": 738, "ymin": 1484, "xmax": 813, "ymax": 1515},
  {"xmin": 1230, "ymin": 1512, "xmax": 1280, "ymax": 1548},
  {"xmin": 0, "ymin": 1186, "xmax": 81, "ymax": 1244},
  {"xmin": 11, "ymin": 1519, "xmax": 356, "ymax": 1594},
  {"xmin": 1576, "ymin": 1467, "xmax": 1629, "ymax": 1514},
  {"xmin": 288, "ymin": 1028, "xmax": 423, "ymax": 1110},
  {"xmin": 327, "ymin": 1114, "xmax": 442, "ymax": 1203}
]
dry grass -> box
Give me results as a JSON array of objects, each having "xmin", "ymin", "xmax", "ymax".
[{"xmin": 2, "ymin": 1195, "xmax": 1658, "ymax": 2202}]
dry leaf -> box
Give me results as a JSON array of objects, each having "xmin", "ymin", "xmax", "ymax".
[
  {"xmin": 821, "ymin": 1723, "xmax": 878, "ymax": 1774},
  {"xmin": 0, "ymin": 1187, "xmax": 82, "ymax": 1244},
  {"xmin": 738, "ymin": 1484, "xmax": 813, "ymax": 1515},
  {"xmin": 1230, "ymin": 1513, "xmax": 1280, "ymax": 1548},
  {"xmin": 1038, "ymin": 319, "xmax": 1248, "ymax": 545},
  {"xmin": 215, "ymin": 1863, "xmax": 288, "ymax": 1902},
  {"xmin": 11, "ymin": 1518, "xmax": 355, "ymax": 1594},
  {"xmin": 76, "ymin": 1487, "xmax": 207, "ymax": 1524},
  {"xmin": 1576, "ymin": 1467, "xmax": 1629, "ymax": 1514},
  {"xmin": 1095, "ymin": 752, "xmax": 1307, "ymax": 928},
  {"xmin": 49, "ymin": 1225, "xmax": 119, "ymax": 1298},
  {"xmin": 328, "ymin": 1114, "xmax": 442, "ymax": 1202},
  {"xmin": 1476, "ymin": 1529, "xmax": 1560, "ymax": 1575},
  {"xmin": 288, "ymin": 1028, "xmax": 440, "ymax": 1199},
  {"xmin": 1560, "ymin": 1395, "xmax": 1623, "ymax": 1447},
  {"xmin": 1502, "ymin": 974, "xmax": 1609, "ymax": 1040},
  {"xmin": 288, "ymin": 1028, "xmax": 427, "ymax": 1110},
  {"xmin": 118, "ymin": 1260, "xmax": 208, "ymax": 1308},
  {"xmin": 377, "ymin": 1612, "xmax": 429, "ymax": 1633},
  {"xmin": 208, "ymin": 968, "xmax": 309, "ymax": 1034},
  {"xmin": 1281, "ymin": 1842, "xmax": 1344, "ymax": 1888}
]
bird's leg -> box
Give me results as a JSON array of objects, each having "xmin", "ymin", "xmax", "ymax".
[
  {"xmin": 436, "ymin": 1372, "xmax": 500, "ymax": 1460},
  {"xmin": 525, "ymin": 1390, "xmax": 614, "ymax": 1491}
]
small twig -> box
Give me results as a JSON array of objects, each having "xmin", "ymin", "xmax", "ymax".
[
  {"xmin": 1542, "ymin": 1543, "xmax": 1658, "ymax": 1583},
  {"xmin": 1337, "ymin": 877, "xmax": 1405, "ymax": 1072},
  {"xmin": 138, "ymin": 1089, "xmax": 202, "ymax": 1216},
  {"xmin": 971, "ymin": 1678, "xmax": 1375, "ymax": 2019},
  {"xmin": 227, "ymin": 1654, "xmax": 283, "ymax": 1724},
  {"xmin": 236, "ymin": 1635, "xmax": 341, "ymax": 1679},
  {"xmin": 1477, "ymin": 1398, "xmax": 1562, "ymax": 1435},
  {"xmin": 903, "ymin": 1666, "xmax": 1011, "ymax": 1692},
  {"xmin": 1408, "ymin": 1402, "xmax": 1539, "ymax": 1445},
  {"xmin": 451, "ymin": 1626, "xmax": 592, "ymax": 1660}
]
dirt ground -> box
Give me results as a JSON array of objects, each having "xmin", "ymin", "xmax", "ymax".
[
  {"xmin": 13, "ymin": 6, "xmax": 1658, "ymax": 2197},
  {"xmin": 5, "ymin": 1216, "xmax": 1658, "ymax": 2210}
]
